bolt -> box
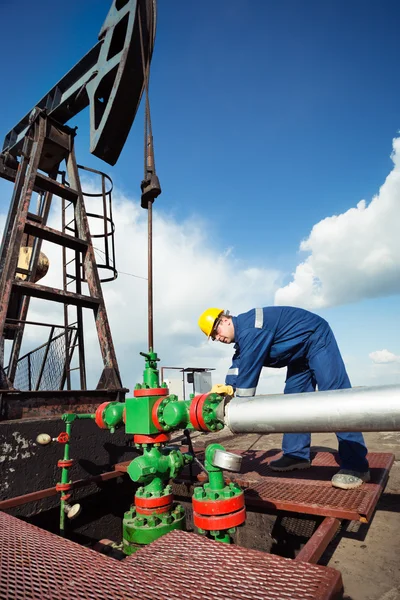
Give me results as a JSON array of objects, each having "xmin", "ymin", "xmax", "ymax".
[
  {"xmin": 223, "ymin": 488, "xmax": 234, "ymax": 498},
  {"xmin": 162, "ymin": 514, "xmax": 173, "ymax": 525},
  {"xmin": 193, "ymin": 487, "xmax": 205, "ymax": 499},
  {"xmin": 173, "ymin": 505, "xmax": 185, "ymax": 517}
]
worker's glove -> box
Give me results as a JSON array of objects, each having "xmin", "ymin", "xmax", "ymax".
[{"xmin": 210, "ymin": 384, "xmax": 234, "ymax": 397}]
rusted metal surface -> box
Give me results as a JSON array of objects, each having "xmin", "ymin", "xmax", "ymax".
[
  {"xmin": 0, "ymin": 114, "xmax": 123, "ymax": 392},
  {"xmin": 295, "ymin": 517, "xmax": 341, "ymax": 564},
  {"xmin": 172, "ymin": 450, "xmax": 394, "ymax": 523},
  {"xmin": 7, "ymin": 184, "xmax": 55, "ymax": 378},
  {"xmin": 0, "ymin": 156, "xmax": 79, "ymax": 201},
  {"xmin": 0, "ymin": 469, "xmax": 123, "ymax": 510},
  {"xmin": 0, "ymin": 511, "xmax": 343, "ymax": 599},
  {"xmin": 66, "ymin": 146, "xmax": 122, "ymax": 390},
  {"xmin": 0, "ymin": 389, "xmax": 127, "ymax": 420},
  {"xmin": 11, "ymin": 280, "xmax": 101, "ymax": 309},
  {"xmin": 0, "ymin": 119, "xmax": 46, "ymax": 390},
  {"xmin": 24, "ymin": 221, "xmax": 88, "ymax": 252}
]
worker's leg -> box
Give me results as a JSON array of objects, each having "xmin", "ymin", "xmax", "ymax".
[
  {"xmin": 308, "ymin": 330, "xmax": 369, "ymax": 473},
  {"xmin": 281, "ymin": 365, "xmax": 316, "ymax": 460}
]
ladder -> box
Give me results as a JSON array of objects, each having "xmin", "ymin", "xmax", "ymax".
[{"xmin": 0, "ymin": 111, "xmax": 122, "ymax": 391}]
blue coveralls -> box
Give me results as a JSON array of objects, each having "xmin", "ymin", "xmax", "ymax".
[{"xmin": 225, "ymin": 306, "xmax": 369, "ymax": 472}]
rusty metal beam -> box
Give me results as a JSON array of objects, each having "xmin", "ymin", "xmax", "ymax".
[
  {"xmin": 0, "ymin": 469, "xmax": 124, "ymax": 510},
  {"xmin": 295, "ymin": 517, "xmax": 341, "ymax": 564},
  {"xmin": 24, "ymin": 221, "xmax": 88, "ymax": 252},
  {"xmin": 11, "ymin": 281, "xmax": 100, "ymax": 309},
  {"xmin": 0, "ymin": 388, "xmax": 127, "ymax": 420}
]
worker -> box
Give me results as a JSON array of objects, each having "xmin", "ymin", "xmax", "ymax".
[{"xmin": 198, "ymin": 306, "xmax": 370, "ymax": 490}]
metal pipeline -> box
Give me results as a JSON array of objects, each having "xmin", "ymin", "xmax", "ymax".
[{"xmin": 224, "ymin": 384, "xmax": 400, "ymax": 434}]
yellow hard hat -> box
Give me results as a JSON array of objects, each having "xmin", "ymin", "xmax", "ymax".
[{"xmin": 198, "ymin": 307, "xmax": 224, "ymax": 338}]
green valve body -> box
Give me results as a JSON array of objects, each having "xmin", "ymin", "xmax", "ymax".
[
  {"xmin": 127, "ymin": 445, "xmax": 192, "ymax": 484},
  {"xmin": 123, "ymin": 503, "xmax": 185, "ymax": 554},
  {"xmin": 124, "ymin": 395, "xmax": 161, "ymax": 435},
  {"xmin": 193, "ymin": 444, "xmax": 246, "ymax": 544},
  {"xmin": 123, "ymin": 442, "xmax": 190, "ymax": 555}
]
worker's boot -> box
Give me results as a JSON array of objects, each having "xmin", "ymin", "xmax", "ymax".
[
  {"xmin": 331, "ymin": 469, "xmax": 371, "ymax": 490},
  {"xmin": 269, "ymin": 454, "xmax": 311, "ymax": 472}
]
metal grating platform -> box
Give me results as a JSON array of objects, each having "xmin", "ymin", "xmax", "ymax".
[
  {"xmin": 170, "ymin": 451, "xmax": 394, "ymax": 522},
  {"xmin": 0, "ymin": 511, "xmax": 343, "ymax": 600}
]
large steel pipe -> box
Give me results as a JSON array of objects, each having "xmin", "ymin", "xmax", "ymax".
[{"xmin": 224, "ymin": 384, "xmax": 400, "ymax": 434}]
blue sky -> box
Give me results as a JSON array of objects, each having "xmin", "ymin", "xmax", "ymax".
[{"xmin": 0, "ymin": 0, "xmax": 399, "ymax": 392}]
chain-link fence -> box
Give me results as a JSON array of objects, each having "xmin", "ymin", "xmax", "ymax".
[{"xmin": 9, "ymin": 327, "xmax": 76, "ymax": 391}]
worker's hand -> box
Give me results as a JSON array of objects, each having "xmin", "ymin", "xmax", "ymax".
[{"xmin": 210, "ymin": 384, "xmax": 234, "ymax": 396}]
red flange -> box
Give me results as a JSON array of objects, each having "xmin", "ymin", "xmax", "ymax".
[
  {"xmin": 57, "ymin": 459, "xmax": 74, "ymax": 468},
  {"xmin": 195, "ymin": 394, "xmax": 209, "ymax": 431},
  {"xmin": 193, "ymin": 507, "xmax": 246, "ymax": 531},
  {"xmin": 189, "ymin": 395, "xmax": 201, "ymax": 430},
  {"xmin": 135, "ymin": 493, "xmax": 174, "ymax": 509},
  {"xmin": 151, "ymin": 397, "xmax": 165, "ymax": 431},
  {"xmin": 133, "ymin": 388, "xmax": 169, "ymax": 397},
  {"xmin": 189, "ymin": 394, "xmax": 210, "ymax": 432},
  {"xmin": 56, "ymin": 482, "xmax": 73, "ymax": 492},
  {"xmin": 192, "ymin": 493, "xmax": 244, "ymax": 516},
  {"xmin": 133, "ymin": 432, "xmax": 170, "ymax": 444},
  {"xmin": 95, "ymin": 402, "xmax": 110, "ymax": 429},
  {"xmin": 136, "ymin": 504, "xmax": 172, "ymax": 515},
  {"xmin": 56, "ymin": 432, "xmax": 69, "ymax": 444}
]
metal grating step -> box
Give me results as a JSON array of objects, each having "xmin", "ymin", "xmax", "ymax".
[
  {"xmin": 0, "ymin": 511, "xmax": 342, "ymax": 600},
  {"xmin": 170, "ymin": 451, "xmax": 394, "ymax": 523},
  {"xmin": 24, "ymin": 221, "xmax": 88, "ymax": 252}
]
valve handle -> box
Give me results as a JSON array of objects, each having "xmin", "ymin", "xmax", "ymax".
[
  {"xmin": 57, "ymin": 432, "xmax": 70, "ymax": 444},
  {"xmin": 139, "ymin": 351, "xmax": 160, "ymax": 362},
  {"xmin": 183, "ymin": 429, "xmax": 208, "ymax": 480},
  {"xmin": 36, "ymin": 433, "xmax": 52, "ymax": 446}
]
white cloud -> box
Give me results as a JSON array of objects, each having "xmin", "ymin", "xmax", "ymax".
[
  {"xmin": 369, "ymin": 349, "xmax": 400, "ymax": 364},
  {"xmin": 274, "ymin": 136, "xmax": 400, "ymax": 309},
  {"xmin": 1, "ymin": 178, "xmax": 283, "ymax": 393}
]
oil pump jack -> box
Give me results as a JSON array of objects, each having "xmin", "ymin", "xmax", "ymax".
[
  {"xmin": 1, "ymin": 1, "xmax": 400, "ymax": 598},
  {"xmin": 0, "ymin": 0, "xmax": 156, "ymax": 409}
]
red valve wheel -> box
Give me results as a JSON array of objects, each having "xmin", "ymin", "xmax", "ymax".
[
  {"xmin": 193, "ymin": 507, "xmax": 246, "ymax": 531},
  {"xmin": 192, "ymin": 493, "xmax": 244, "ymax": 515},
  {"xmin": 135, "ymin": 493, "xmax": 174, "ymax": 509},
  {"xmin": 57, "ymin": 432, "xmax": 70, "ymax": 444}
]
